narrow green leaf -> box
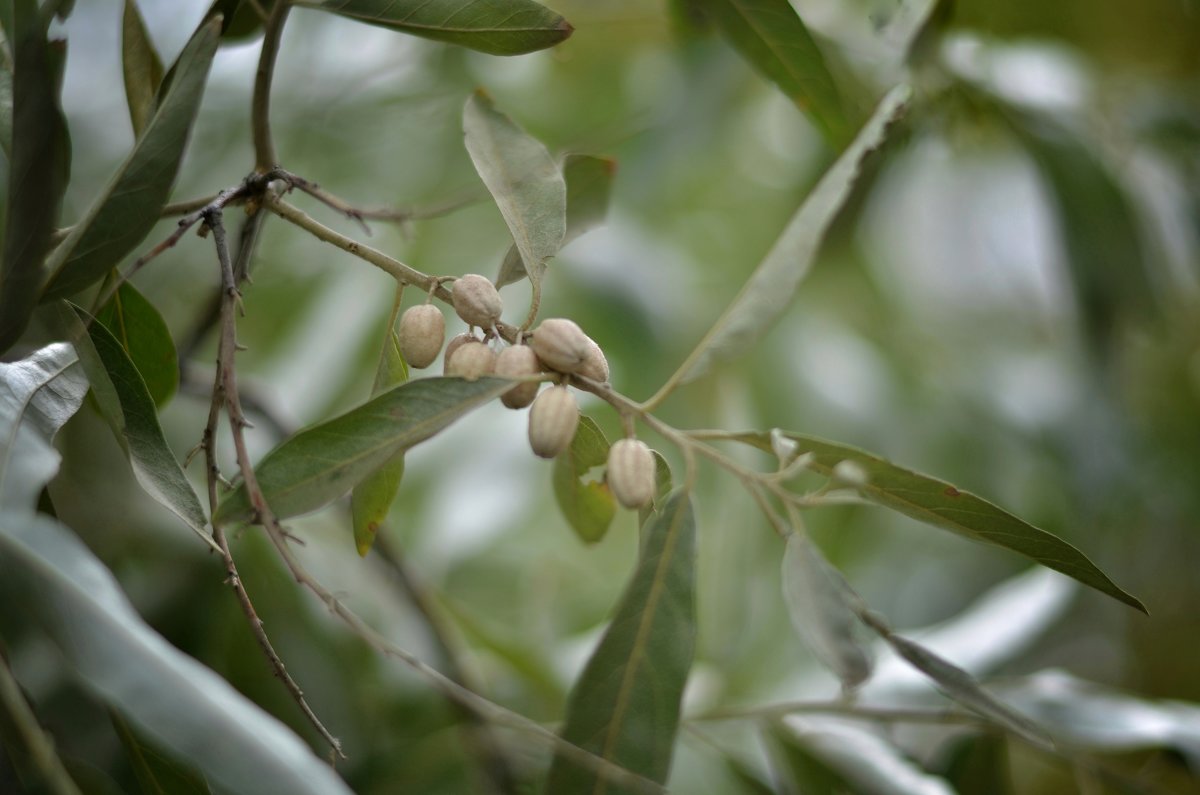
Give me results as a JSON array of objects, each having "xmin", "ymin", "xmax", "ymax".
[
  {"xmin": 696, "ymin": 0, "xmax": 848, "ymax": 144},
  {"xmin": 111, "ymin": 711, "xmax": 214, "ymax": 795},
  {"xmin": 666, "ymin": 84, "xmax": 910, "ymax": 390},
  {"xmin": 0, "ymin": 22, "xmax": 69, "ymax": 353},
  {"xmin": 764, "ymin": 724, "xmax": 856, "ymax": 794},
  {"xmin": 0, "ymin": 512, "xmax": 354, "ymax": 795},
  {"xmin": 552, "ymin": 414, "xmax": 617, "ymax": 544},
  {"xmin": 876, "ymin": 629, "xmax": 1052, "ymax": 751},
  {"xmin": 782, "ymin": 533, "xmax": 873, "ymax": 690},
  {"xmin": 319, "ymin": 0, "xmax": 573, "ymax": 56},
  {"xmin": 96, "ymin": 282, "xmax": 178, "ymax": 407},
  {"xmin": 41, "ymin": 18, "xmax": 220, "ymax": 300},
  {"xmin": 497, "ymin": 153, "xmax": 616, "ymax": 288},
  {"xmin": 546, "ymin": 491, "xmax": 696, "ymax": 793},
  {"xmin": 48, "ymin": 304, "xmax": 216, "ymax": 553},
  {"xmin": 350, "ymin": 291, "xmax": 409, "ymax": 556},
  {"xmin": 121, "ymin": 0, "xmax": 164, "ymax": 138},
  {"xmin": 637, "ymin": 450, "xmax": 674, "ymax": 528},
  {"xmin": 464, "ymin": 91, "xmax": 566, "ymax": 300},
  {"xmin": 730, "ymin": 431, "xmax": 1145, "ymax": 613},
  {"xmin": 216, "ymin": 377, "xmax": 512, "ymax": 525},
  {"xmin": 0, "ymin": 342, "xmax": 87, "ymax": 510}
]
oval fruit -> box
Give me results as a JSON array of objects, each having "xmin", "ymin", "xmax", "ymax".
[
  {"xmin": 397, "ymin": 304, "xmax": 445, "ymax": 369},
  {"xmin": 495, "ymin": 345, "xmax": 542, "ymax": 409},
  {"xmin": 452, "ymin": 274, "xmax": 503, "ymax": 329},
  {"xmin": 606, "ymin": 439, "xmax": 656, "ymax": 509},
  {"xmin": 528, "ymin": 385, "xmax": 579, "ymax": 459}
]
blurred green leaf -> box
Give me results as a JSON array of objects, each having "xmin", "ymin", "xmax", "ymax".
[
  {"xmin": 782, "ymin": 533, "xmax": 873, "ymax": 690},
  {"xmin": 111, "ymin": 711, "xmax": 213, "ymax": 795},
  {"xmin": 774, "ymin": 720, "xmax": 958, "ymax": 794},
  {"xmin": 0, "ymin": 342, "xmax": 87, "ymax": 510},
  {"xmin": 0, "ymin": 50, "xmax": 12, "ymax": 158},
  {"xmin": 464, "ymin": 91, "xmax": 565, "ymax": 305},
  {"xmin": 933, "ymin": 732, "xmax": 1012, "ymax": 795},
  {"xmin": 0, "ymin": 512, "xmax": 354, "ymax": 795},
  {"xmin": 695, "ymin": 0, "xmax": 848, "ymax": 144},
  {"xmin": 764, "ymin": 725, "xmax": 856, "ymax": 794},
  {"xmin": 319, "ymin": 0, "xmax": 573, "ymax": 56},
  {"xmin": 552, "ymin": 414, "xmax": 617, "ymax": 544},
  {"xmin": 96, "ymin": 282, "xmax": 179, "ymax": 407},
  {"xmin": 0, "ymin": 17, "xmax": 69, "ymax": 354},
  {"xmin": 546, "ymin": 491, "xmax": 696, "ymax": 793},
  {"xmin": 351, "ymin": 290, "xmax": 409, "ymax": 556},
  {"xmin": 876, "ymin": 629, "xmax": 1051, "ymax": 750},
  {"xmin": 121, "ymin": 0, "xmax": 163, "ymax": 138},
  {"xmin": 733, "ymin": 430, "xmax": 1145, "ymax": 613},
  {"xmin": 48, "ymin": 303, "xmax": 216, "ymax": 553},
  {"xmin": 41, "ymin": 18, "xmax": 220, "ymax": 300},
  {"xmin": 498, "ymin": 154, "xmax": 616, "ymax": 288},
  {"xmin": 1014, "ymin": 119, "xmax": 1154, "ymax": 353},
  {"xmin": 216, "ymin": 377, "xmax": 513, "ymax": 525},
  {"xmin": 201, "ymin": 0, "xmax": 273, "ymax": 41},
  {"xmin": 666, "ymin": 84, "xmax": 910, "ymax": 391}
]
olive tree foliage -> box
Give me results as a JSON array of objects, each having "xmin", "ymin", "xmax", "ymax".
[{"xmin": 0, "ymin": 0, "xmax": 1197, "ymax": 793}]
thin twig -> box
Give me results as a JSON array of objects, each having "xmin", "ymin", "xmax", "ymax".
[
  {"xmin": 252, "ymin": 3, "xmax": 290, "ymax": 172},
  {"xmin": 203, "ymin": 208, "xmax": 346, "ymax": 760},
  {"xmin": 0, "ymin": 651, "xmax": 81, "ymax": 795},
  {"xmin": 691, "ymin": 701, "xmax": 987, "ymax": 726}
]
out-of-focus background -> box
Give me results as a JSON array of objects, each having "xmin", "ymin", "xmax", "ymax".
[{"xmin": 10, "ymin": 0, "xmax": 1200, "ymax": 791}]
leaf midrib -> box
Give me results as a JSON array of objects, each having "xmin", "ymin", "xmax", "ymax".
[{"xmin": 592, "ymin": 496, "xmax": 688, "ymax": 795}]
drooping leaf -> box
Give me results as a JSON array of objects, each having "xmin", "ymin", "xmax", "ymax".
[
  {"xmin": 0, "ymin": 342, "xmax": 87, "ymax": 510},
  {"xmin": 95, "ymin": 282, "xmax": 178, "ymax": 407},
  {"xmin": 665, "ymin": 84, "xmax": 910, "ymax": 390},
  {"xmin": 121, "ymin": 0, "xmax": 164, "ymax": 138},
  {"xmin": 497, "ymin": 153, "xmax": 616, "ymax": 287},
  {"xmin": 696, "ymin": 0, "xmax": 848, "ymax": 144},
  {"xmin": 546, "ymin": 491, "xmax": 696, "ymax": 793},
  {"xmin": 111, "ymin": 711, "xmax": 214, "ymax": 795},
  {"xmin": 319, "ymin": 0, "xmax": 572, "ymax": 56},
  {"xmin": 732, "ymin": 430, "xmax": 1145, "ymax": 613},
  {"xmin": 41, "ymin": 18, "xmax": 220, "ymax": 300},
  {"xmin": 781, "ymin": 533, "xmax": 873, "ymax": 690},
  {"xmin": 350, "ymin": 290, "xmax": 409, "ymax": 556},
  {"xmin": 464, "ymin": 91, "xmax": 565, "ymax": 301},
  {"xmin": 0, "ymin": 512, "xmax": 354, "ymax": 795},
  {"xmin": 860, "ymin": 610, "xmax": 1051, "ymax": 750},
  {"xmin": 0, "ymin": 16, "xmax": 70, "ymax": 354},
  {"xmin": 552, "ymin": 414, "xmax": 617, "ymax": 544},
  {"xmin": 764, "ymin": 724, "xmax": 857, "ymax": 795},
  {"xmin": 216, "ymin": 377, "xmax": 513, "ymax": 525},
  {"xmin": 776, "ymin": 719, "xmax": 957, "ymax": 795},
  {"xmin": 47, "ymin": 304, "xmax": 216, "ymax": 553}
]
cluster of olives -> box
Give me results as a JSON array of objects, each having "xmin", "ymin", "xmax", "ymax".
[{"xmin": 397, "ymin": 274, "xmax": 656, "ymax": 509}]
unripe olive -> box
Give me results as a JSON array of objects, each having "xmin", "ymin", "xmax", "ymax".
[
  {"xmin": 530, "ymin": 318, "xmax": 591, "ymax": 374},
  {"xmin": 397, "ymin": 304, "xmax": 445, "ymax": 369},
  {"xmin": 443, "ymin": 332, "xmax": 479, "ymax": 375},
  {"xmin": 495, "ymin": 345, "xmax": 542, "ymax": 409},
  {"xmin": 447, "ymin": 341, "xmax": 496, "ymax": 381},
  {"xmin": 527, "ymin": 385, "xmax": 579, "ymax": 459},
  {"xmin": 452, "ymin": 274, "xmax": 503, "ymax": 328},
  {"xmin": 606, "ymin": 438, "xmax": 656, "ymax": 509},
  {"xmin": 578, "ymin": 336, "xmax": 609, "ymax": 383}
]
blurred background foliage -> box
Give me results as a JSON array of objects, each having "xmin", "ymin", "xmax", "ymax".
[{"xmin": 3, "ymin": 0, "xmax": 1199, "ymax": 792}]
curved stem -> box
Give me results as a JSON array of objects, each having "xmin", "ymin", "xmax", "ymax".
[{"xmin": 252, "ymin": 3, "xmax": 291, "ymax": 172}]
